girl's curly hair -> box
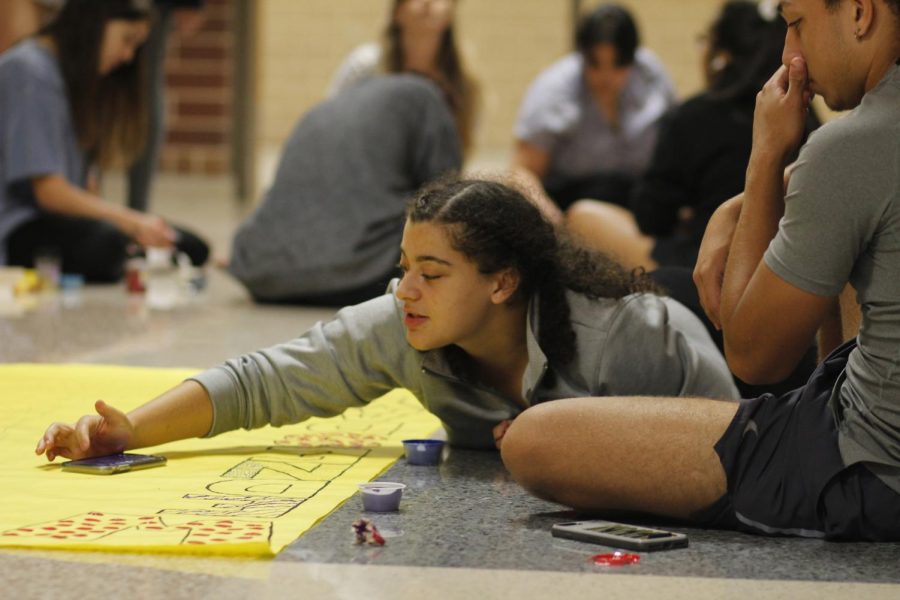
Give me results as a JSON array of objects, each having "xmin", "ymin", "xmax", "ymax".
[{"xmin": 408, "ymin": 177, "xmax": 659, "ymax": 366}]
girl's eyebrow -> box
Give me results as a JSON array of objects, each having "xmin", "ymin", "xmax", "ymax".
[
  {"xmin": 399, "ymin": 249, "xmax": 453, "ymax": 266},
  {"xmin": 415, "ymin": 255, "xmax": 453, "ymax": 266}
]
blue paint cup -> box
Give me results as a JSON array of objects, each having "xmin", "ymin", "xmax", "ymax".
[
  {"xmin": 402, "ymin": 439, "xmax": 445, "ymax": 466},
  {"xmin": 358, "ymin": 482, "xmax": 406, "ymax": 512}
]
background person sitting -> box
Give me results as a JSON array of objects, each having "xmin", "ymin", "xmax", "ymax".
[
  {"xmin": 0, "ymin": 0, "xmax": 209, "ymax": 283},
  {"xmin": 329, "ymin": 0, "xmax": 481, "ymax": 159},
  {"xmin": 227, "ymin": 74, "xmax": 461, "ymax": 306},
  {"xmin": 513, "ymin": 3, "xmax": 675, "ymax": 210},
  {"xmin": 567, "ymin": 0, "xmax": 819, "ymax": 272}
]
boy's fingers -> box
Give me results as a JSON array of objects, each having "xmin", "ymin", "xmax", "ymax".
[
  {"xmin": 765, "ymin": 64, "xmax": 789, "ymax": 92},
  {"xmin": 695, "ymin": 269, "xmax": 723, "ymax": 330},
  {"xmin": 786, "ymin": 57, "xmax": 808, "ymax": 100},
  {"xmin": 699, "ymin": 285, "xmax": 721, "ymax": 329}
]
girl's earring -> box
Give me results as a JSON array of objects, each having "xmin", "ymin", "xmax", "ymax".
[{"xmin": 709, "ymin": 54, "xmax": 728, "ymax": 73}]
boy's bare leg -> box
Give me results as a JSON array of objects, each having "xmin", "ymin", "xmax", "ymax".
[{"xmin": 501, "ymin": 396, "xmax": 739, "ymax": 519}]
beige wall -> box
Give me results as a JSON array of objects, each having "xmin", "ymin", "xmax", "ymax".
[{"xmin": 256, "ymin": 0, "xmax": 731, "ymax": 162}]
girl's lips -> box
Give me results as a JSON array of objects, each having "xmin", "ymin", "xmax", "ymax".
[{"xmin": 404, "ymin": 313, "xmax": 428, "ymax": 329}]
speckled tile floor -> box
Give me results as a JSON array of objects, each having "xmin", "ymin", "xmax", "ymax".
[{"xmin": 2, "ymin": 175, "xmax": 898, "ymax": 600}]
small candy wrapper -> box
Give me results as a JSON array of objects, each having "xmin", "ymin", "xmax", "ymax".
[{"xmin": 352, "ymin": 518, "xmax": 385, "ymax": 546}]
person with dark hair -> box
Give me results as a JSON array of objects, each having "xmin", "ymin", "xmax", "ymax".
[
  {"xmin": 329, "ymin": 0, "xmax": 481, "ymax": 158},
  {"xmin": 0, "ymin": 0, "xmax": 209, "ymax": 282},
  {"xmin": 35, "ymin": 177, "xmax": 736, "ymax": 465},
  {"xmin": 567, "ymin": 0, "xmax": 818, "ymax": 272},
  {"xmin": 502, "ymin": 0, "xmax": 900, "ymax": 541},
  {"xmin": 513, "ymin": 3, "xmax": 675, "ymax": 210}
]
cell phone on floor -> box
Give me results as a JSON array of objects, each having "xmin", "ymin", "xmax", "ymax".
[
  {"xmin": 551, "ymin": 519, "xmax": 689, "ymax": 551},
  {"xmin": 61, "ymin": 453, "xmax": 167, "ymax": 475}
]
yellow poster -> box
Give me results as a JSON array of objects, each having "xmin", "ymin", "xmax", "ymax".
[{"xmin": 0, "ymin": 364, "xmax": 440, "ymax": 557}]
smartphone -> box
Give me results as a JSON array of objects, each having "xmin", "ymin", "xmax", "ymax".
[
  {"xmin": 61, "ymin": 453, "xmax": 167, "ymax": 475},
  {"xmin": 551, "ymin": 519, "xmax": 689, "ymax": 552}
]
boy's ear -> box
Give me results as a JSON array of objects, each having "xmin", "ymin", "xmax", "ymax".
[
  {"xmin": 853, "ymin": 0, "xmax": 875, "ymax": 37},
  {"xmin": 491, "ymin": 268, "xmax": 521, "ymax": 304}
]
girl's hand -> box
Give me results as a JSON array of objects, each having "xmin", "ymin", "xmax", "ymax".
[
  {"xmin": 129, "ymin": 213, "xmax": 176, "ymax": 248},
  {"xmin": 35, "ymin": 400, "xmax": 135, "ymax": 462}
]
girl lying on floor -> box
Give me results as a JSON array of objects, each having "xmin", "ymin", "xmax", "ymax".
[{"xmin": 36, "ymin": 177, "xmax": 736, "ymax": 459}]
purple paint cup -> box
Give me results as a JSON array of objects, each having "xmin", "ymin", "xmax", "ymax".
[
  {"xmin": 358, "ymin": 482, "xmax": 406, "ymax": 512},
  {"xmin": 402, "ymin": 439, "xmax": 445, "ymax": 466}
]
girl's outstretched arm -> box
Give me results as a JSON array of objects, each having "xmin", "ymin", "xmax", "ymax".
[{"xmin": 35, "ymin": 380, "xmax": 213, "ymax": 462}]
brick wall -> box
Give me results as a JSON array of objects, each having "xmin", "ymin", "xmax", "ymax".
[{"xmin": 159, "ymin": 0, "xmax": 234, "ymax": 175}]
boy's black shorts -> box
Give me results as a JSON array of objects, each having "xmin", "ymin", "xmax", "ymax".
[{"xmin": 696, "ymin": 339, "xmax": 900, "ymax": 541}]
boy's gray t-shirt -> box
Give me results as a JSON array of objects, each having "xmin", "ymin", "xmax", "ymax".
[
  {"xmin": 0, "ymin": 39, "xmax": 87, "ymax": 264},
  {"xmin": 764, "ymin": 63, "xmax": 900, "ymax": 493},
  {"xmin": 229, "ymin": 74, "xmax": 462, "ymax": 299}
]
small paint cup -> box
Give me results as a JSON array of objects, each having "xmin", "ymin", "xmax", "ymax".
[
  {"xmin": 34, "ymin": 247, "xmax": 61, "ymax": 289},
  {"xmin": 59, "ymin": 273, "xmax": 84, "ymax": 290},
  {"xmin": 402, "ymin": 439, "xmax": 445, "ymax": 466},
  {"xmin": 358, "ymin": 482, "xmax": 406, "ymax": 512}
]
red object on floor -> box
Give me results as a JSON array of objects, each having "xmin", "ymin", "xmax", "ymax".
[{"xmin": 592, "ymin": 551, "xmax": 641, "ymax": 566}]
